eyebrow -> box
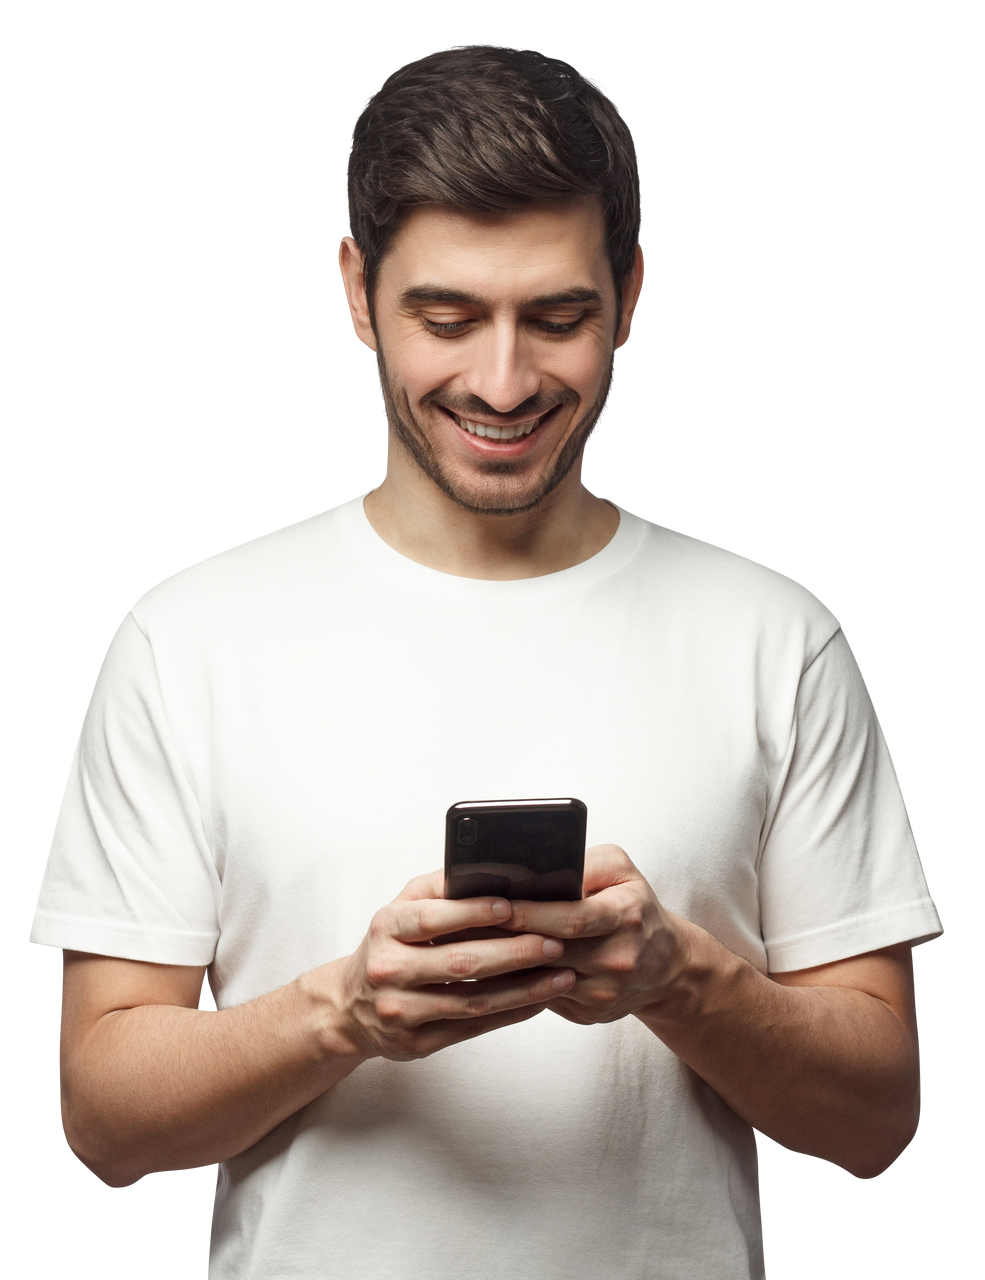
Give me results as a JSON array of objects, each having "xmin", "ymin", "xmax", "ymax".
[{"xmin": 399, "ymin": 285, "xmax": 605, "ymax": 308}]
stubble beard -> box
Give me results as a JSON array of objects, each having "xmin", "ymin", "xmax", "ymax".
[{"xmin": 376, "ymin": 350, "xmax": 614, "ymax": 516}]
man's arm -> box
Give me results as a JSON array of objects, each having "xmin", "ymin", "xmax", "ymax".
[
  {"xmin": 60, "ymin": 881, "xmax": 575, "ymax": 1187},
  {"xmin": 507, "ymin": 845, "xmax": 920, "ymax": 1179},
  {"xmin": 641, "ymin": 934, "xmax": 917, "ymax": 1178},
  {"xmin": 61, "ymin": 952, "xmax": 348, "ymax": 1187}
]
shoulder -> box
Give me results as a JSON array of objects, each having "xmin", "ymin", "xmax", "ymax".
[
  {"xmin": 620, "ymin": 511, "xmax": 840, "ymax": 666},
  {"xmin": 130, "ymin": 499, "xmax": 360, "ymax": 640}
]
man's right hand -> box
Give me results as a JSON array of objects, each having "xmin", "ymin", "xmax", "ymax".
[
  {"xmin": 305, "ymin": 869, "xmax": 576, "ymax": 1062},
  {"xmin": 61, "ymin": 873, "xmax": 574, "ymax": 1186}
]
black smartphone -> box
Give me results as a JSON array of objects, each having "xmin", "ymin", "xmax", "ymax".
[{"xmin": 444, "ymin": 797, "xmax": 587, "ymax": 901}]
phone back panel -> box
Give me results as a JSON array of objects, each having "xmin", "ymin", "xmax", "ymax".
[{"xmin": 444, "ymin": 798, "xmax": 586, "ymax": 901}]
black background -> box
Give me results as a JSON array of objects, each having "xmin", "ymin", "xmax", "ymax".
[{"xmin": 21, "ymin": 30, "xmax": 951, "ymax": 1280}]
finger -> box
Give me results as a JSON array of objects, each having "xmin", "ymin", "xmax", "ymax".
[
  {"xmin": 581, "ymin": 843, "xmax": 640, "ymax": 894},
  {"xmin": 430, "ymin": 925, "xmax": 515, "ymax": 946},
  {"xmin": 502, "ymin": 846, "xmax": 650, "ymax": 940},
  {"xmin": 409, "ymin": 1001, "xmax": 549, "ymax": 1056},
  {"xmin": 413, "ymin": 967, "xmax": 576, "ymax": 1023},
  {"xmin": 384, "ymin": 895, "xmax": 513, "ymax": 943},
  {"xmin": 397, "ymin": 869, "xmax": 445, "ymax": 901},
  {"xmin": 393, "ymin": 932, "xmax": 566, "ymax": 987},
  {"xmin": 504, "ymin": 889, "xmax": 631, "ymax": 941}
]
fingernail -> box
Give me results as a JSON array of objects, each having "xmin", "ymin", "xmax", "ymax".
[
  {"xmin": 491, "ymin": 900, "xmax": 511, "ymax": 919},
  {"xmin": 552, "ymin": 971, "xmax": 575, "ymax": 991},
  {"xmin": 542, "ymin": 938, "xmax": 564, "ymax": 959}
]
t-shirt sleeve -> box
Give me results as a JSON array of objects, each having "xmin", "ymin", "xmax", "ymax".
[
  {"xmin": 759, "ymin": 628, "xmax": 941, "ymax": 973},
  {"xmin": 31, "ymin": 612, "xmax": 220, "ymax": 965}
]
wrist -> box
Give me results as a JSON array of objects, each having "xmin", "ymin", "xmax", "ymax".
[
  {"xmin": 638, "ymin": 915, "xmax": 747, "ymax": 1031},
  {"xmin": 294, "ymin": 958, "xmax": 373, "ymax": 1067}
]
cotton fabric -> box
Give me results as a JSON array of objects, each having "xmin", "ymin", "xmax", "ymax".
[{"xmin": 33, "ymin": 499, "xmax": 941, "ymax": 1279}]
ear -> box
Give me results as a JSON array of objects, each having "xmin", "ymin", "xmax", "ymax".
[
  {"xmin": 339, "ymin": 237, "xmax": 378, "ymax": 352},
  {"xmin": 614, "ymin": 244, "xmax": 644, "ymax": 350}
]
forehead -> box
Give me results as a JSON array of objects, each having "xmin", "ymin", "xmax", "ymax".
[{"xmin": 378, "ymin": 199, "xmax": 610, "ymax": 299}]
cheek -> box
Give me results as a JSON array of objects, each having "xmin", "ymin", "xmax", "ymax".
[
  {"xmin": 547, "ymin": 337, "xmax": 611, "ymax": 399},
  {"xmin": 387, "ymin": 333, "xmax": 461, "ymax": 402}
]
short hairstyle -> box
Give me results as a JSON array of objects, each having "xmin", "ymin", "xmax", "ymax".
[{"xmin": 348, "ymin": 46, "xmax": 640, "ymax": 314}]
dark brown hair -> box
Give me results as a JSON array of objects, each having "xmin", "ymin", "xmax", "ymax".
[{"xmin": 348, "ymin": 46, "xmax": 640, "ymax": 313}]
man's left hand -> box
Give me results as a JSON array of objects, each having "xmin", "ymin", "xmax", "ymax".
[{"xmin": 504, "ymin": 845, "xmax": 690, "ymax": 1024}]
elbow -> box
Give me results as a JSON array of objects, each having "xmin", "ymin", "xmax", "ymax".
[
  {"xmin": 87, "ymin": 1159, "xmax": 144, "ymax": 1190},
  {"xmin": 844, "ymin": 1150, "xmax": 902, "ymax": 1180},
  {"xmin": 838, "ymin": 1049, "xmax": 922, "ymax": 1180},
  {"xmin": 67, "ymin": 1140, "xmax": 145, "ymax": 1188},
  {"xmin": 62, "ymin": 1106, "xmax": 146, "ymax": 1189},
  {"xmin": 788, "ymin": 1090, "xmax": 921, "ymax": 1177},
  {"xmin": 91, "ymin": 1153, "xmax": 146, "ymax": 1188},
  {"xmin": 841, "ymin": 1101, "xmax": 920, "ymax": 1180}
]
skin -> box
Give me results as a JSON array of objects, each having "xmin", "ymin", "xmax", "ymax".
[
  {"xmin": 61, "ymin": 200, "xmax": 920, "ymax": 1189},
  {"xmin": 340, "ymin": 199, "xmax": 637, "ymax": 579},
  {"xmin": 62, "ymin": 852, "xmax": 917, "ymax": 1186}
]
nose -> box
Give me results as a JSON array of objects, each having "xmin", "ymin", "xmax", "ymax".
[{"xmin": 461, "ymin": 317, "xmax": 541, "ymax": 415}]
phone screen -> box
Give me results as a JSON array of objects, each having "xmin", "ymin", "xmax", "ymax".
[{"xmin": 444, "ymin": 798, "xmax": 586, "ymax": 901}]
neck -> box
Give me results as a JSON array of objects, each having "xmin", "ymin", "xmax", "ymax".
[{"xmin": 363, "ymin": 442, "xmax": 619, "ymax": 580}]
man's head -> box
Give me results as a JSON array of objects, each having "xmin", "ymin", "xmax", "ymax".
[
  {"xmin": 341, "ymin": 47, "xmax": 642, "ymax": 517},
  {"xmin": 348, "ymin": 47, "xmax": 640, "ymax": 327}
]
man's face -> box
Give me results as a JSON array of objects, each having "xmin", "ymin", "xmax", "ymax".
[{"xmin": 350, "ymin": 200, "xmax": 634, "ymax": 515}]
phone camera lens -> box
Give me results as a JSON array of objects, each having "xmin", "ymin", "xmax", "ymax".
[{"xmin": 457, "ymin": 817, "xmax": 478, "ymax": 845}]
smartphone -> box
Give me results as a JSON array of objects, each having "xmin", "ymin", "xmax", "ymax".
[{"xmin": 444, "ymin": 797, "xmax": 587, "ymax": 901}]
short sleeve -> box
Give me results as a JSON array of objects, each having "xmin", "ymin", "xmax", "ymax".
[
  {"xmin": 31, "ymin": 613, "xmax": 220, "ymax": 965},
  {"xmin": 759, "ymin": 628, "xmax": 941, "ymax": 972}
]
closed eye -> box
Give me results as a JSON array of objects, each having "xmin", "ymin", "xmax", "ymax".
[
  {"xmin": 417, "ymin": 317, "xmax": 583, "ymax": 337},
  {"xmin": 422, "ymin": 319, "xmax": 473, "ymax": 337}
]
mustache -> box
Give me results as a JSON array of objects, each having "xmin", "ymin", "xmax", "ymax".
[{"xmin": 421, "ymin": 387, "xmax": 578, "ymax": 421}]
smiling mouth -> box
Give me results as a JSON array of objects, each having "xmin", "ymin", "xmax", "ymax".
[{"xmin": 450, "ymin": 411, "xmax": 549, "ymax": 440}]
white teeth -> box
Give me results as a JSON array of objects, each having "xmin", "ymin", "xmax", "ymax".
[{"xmin": 455, "ymin": 417, "xmax": 538, "ymax": 440}]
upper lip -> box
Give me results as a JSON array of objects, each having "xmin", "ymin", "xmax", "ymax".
[{"xmin": 439, "ymin": 405, "xmax": 552, "ymax": 430}]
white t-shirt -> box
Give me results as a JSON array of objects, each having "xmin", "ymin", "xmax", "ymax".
[{"xmin": 33, "ymin": 499, "xmax": 941, "ymax": 1280}]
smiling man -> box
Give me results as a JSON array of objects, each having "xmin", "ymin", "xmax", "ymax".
[
  {"xmin": 33, "ymin": 46, "xmax": 941, "ymax": 1280},
  {"xmin": 345, "ymin": 196, "xmax": 627, "ymax": 578}
]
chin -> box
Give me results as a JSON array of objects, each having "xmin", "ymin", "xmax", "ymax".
[{"xmin": 433, "ymin": 464, "xmax": 563, "ymax": 516}]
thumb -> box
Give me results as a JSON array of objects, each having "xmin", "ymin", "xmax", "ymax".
[
  {"xmin": 582, "ymin": 844, "xmax": 640, "ymax": 895},
  {"xmin": 398, "ymin": 868, "xmax": 445, "ymax": 901}
]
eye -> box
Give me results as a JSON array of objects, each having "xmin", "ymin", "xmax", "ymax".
[
  {"xmin": 537, "ymin": 320, "xmax": 583, "ymax": 335},
  {"xmin": 419, "ymin": 317, "xmax": 583, "ymax": 337},
  {"xmin": 422, "ymin": 318, "xmax": 473, "ymax": 337}
]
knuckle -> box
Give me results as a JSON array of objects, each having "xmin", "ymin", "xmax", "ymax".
[
  {"xmin": 368, "ymin": 909, "xmax": 391, "ymax": 940},
  {"xmin": 374, "ymin": 996, "xmax": 406, "ymax": 1025},
  {"xmin": 605, "ymin": 949, "xmax": 638, "ymax": 976},
  {"xmin": 464, "ymin": 988, "xmax": 491, "ymax": 1017},
  {"xmin": 414, "ymin": 902, "xmax": 433, "ymax": 936},
  {"xmin": 624, "ymin": 902, "xmax": 645, "ymax": 930},
  {"xmin": 447, "ymin": 947, "xmax": 477, "ymax": 979},
  {"xmin": 432, "ymin": 993, "xmax": 457, "ymax": 1019},
  {"xmin": 433, "ymin": 986, "xmax": 488, "ymax": 1019},
  {"xmin": 365, "ymin": 955, "xmax": 398, "ymax": 989}
]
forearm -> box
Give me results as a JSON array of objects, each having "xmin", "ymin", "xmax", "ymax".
[
  {"xmin": 62, "ymin": 962, "xmax": 366, "ymax": 1186},
  {"xmin": 637, "ymin": 923, "xmax": 920, "ymax": 1177}
]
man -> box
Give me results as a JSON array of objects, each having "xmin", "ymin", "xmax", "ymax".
[{"xmin": 34, "ymin": 46, "xmax": 940, "ymax": 1279}]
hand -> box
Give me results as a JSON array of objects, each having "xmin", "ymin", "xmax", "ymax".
[
  {"xmin": 503, "ymin": 845, "xmax": 688, "ymax": 1025},
  {"xmin": 312, "ymin": 870, "xmax": 576, "ymax": 1062}
]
